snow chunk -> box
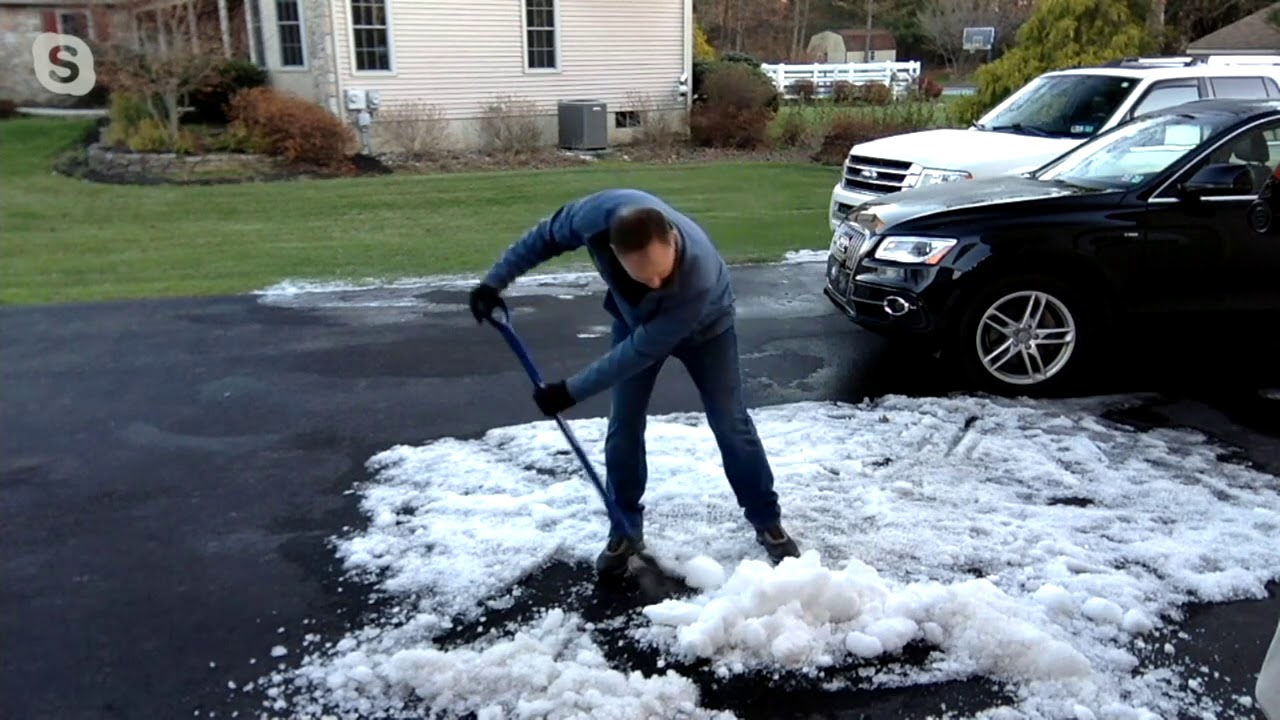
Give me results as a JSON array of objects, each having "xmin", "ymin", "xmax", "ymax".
[
  {"xmin": 683, "ymin": 556, "xmax": 727, "ymax": 590},
  {"xmin": 1082, "ymin": 598, "xmax": 1125, "ymax": 625},
  {"xmin": 1122, "ymin": 609, "xmax": 1155, "ymax": 634}
]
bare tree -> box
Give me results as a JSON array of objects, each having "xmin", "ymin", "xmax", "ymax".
[
  {"xmin": 96, "ymin": 1, "xmax": 228, "ymax": 142},
  {"xmin": 917, "ymin": 0, "xmax": 1031, "ymax": 70},
  {"xmin": 790, "ymin": 0, "xmax": 813, "ymax": 60}
]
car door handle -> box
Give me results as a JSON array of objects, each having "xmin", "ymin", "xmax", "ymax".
[{"xmin": 1123, "ymin": 231, "xmax": 1140, "ymax": 238}]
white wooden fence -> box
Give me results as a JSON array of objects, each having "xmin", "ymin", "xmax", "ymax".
[{"xmin": 760, "ymin": 61, "xmax": 923, "ymax": 100}]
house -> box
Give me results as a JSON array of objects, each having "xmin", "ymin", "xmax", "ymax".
[
  {"xmin": 807, "ymin": 28, "xmax": 897, "ymax": 64},
  {"xmin": 3, "ymin": 0, "xmax": 693, "ymax": 152},
  {"xmin": 1187, "ymin": 2, "xmax": 1280, "ymax": 56},
  {"xmin": 2, "ymin": 0, "xmax": 253, "ymax": 107},
  {"xmin": 253, "ymin": 0, "xmax": 693, "ymax": 151},
  {"xmin": 0, "ymin": 0, "xmax": 120, "ymax": 106}
]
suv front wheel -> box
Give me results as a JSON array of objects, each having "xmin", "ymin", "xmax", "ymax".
[{"xmin": 948, "ymin": 275, "xmax": 1096, "ymax": 396}]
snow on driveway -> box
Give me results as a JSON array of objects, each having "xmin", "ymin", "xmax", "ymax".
[{"xmin": 251, "ymin": 394, "xmax": 1280, "ymax": 719}]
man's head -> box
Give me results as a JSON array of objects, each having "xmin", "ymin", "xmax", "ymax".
[{"xmin": 609, "ymin": 206, "xmax": 679, "ymax": 289}]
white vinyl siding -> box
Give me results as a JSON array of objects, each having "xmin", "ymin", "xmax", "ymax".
[{"xmin": 329, "ymin": 0, "xmax": 686, "ymax": 119}]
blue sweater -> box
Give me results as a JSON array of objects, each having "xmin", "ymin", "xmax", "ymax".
[{"xmin": 481, "ymin": 189, "xmax": 736, "ymax": 402}]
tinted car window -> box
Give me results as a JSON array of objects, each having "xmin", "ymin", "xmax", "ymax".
[
  {"xmin": 1175, "ymin": 119, "xmax": 1280, "ymax": 195},
  {"xmin": 1210, "ymin": 76, "xmax": 1271, "ymax": 99},
  {"xmin": 978, "ymin": 74, "xmax": 1140, "ymax": 139},
  {"xmin": 1035, "ymin": 112, "xmax": 1240, "ymax": 190},
  {"xmin": 1132, "ymin": 84, "xmax": 1203, "ymax": 117}
]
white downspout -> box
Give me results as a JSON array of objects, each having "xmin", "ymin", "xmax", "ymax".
[
  {"xmin": 682, "ymin": 0, "xmax": 692, "ymax": 111},
  {"xmin": 326, "ymin": 0, "xmax": 344, "ymax": 117}
]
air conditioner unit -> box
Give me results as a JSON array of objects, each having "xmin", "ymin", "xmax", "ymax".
[{"xmin": 558, "ymin": 99, "xmax": 607, "ymax": 151}]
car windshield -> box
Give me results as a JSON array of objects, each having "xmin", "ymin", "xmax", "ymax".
[
  {"xmin": 977, "ymin": 74, "xmax": 1140, "ymax": 139},
  {"xmin": 1033, "ymin": 112, "xmax": 1239, "ymax": 189}
]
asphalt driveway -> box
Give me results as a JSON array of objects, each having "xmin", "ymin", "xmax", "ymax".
[{"xmin": 2, "ymin": 261, "xmax": 1277, "ymax": 719}]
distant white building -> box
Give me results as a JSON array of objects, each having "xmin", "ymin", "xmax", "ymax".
[{"xmin": 807, "ymin": 28, "xmax": 897, "ymax": 63}]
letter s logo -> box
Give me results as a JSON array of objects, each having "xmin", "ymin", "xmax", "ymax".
[{"xmin": 32, "ymin": 33, "xmax": 96, "ymax": 96}]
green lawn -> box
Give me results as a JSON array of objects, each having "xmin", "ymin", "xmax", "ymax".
[{"xmin": 0, "ymin": 117, "xmax": 838, "ymax": 306}]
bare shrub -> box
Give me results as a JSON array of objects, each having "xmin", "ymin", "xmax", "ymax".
[
  {"xmin": 812, "ymin": 104, "xmax": 937, "ymax": 165},
  {"xmin": 94, "ymin": 4, "xmax": 227, "ymax": 144},
  {"xmin": 772, "ymin": 108, "xmax": 811, "ymax": 148},
  {"xmin": 690, "ymin": 63, "xmax": 778, "ymax": 149},
  {"xmin": 478, "ymin": 95, "xmax": 543, "ymax": 155},
  {"xmin": 625, "ymin": 91, "xmax": 682, "ymax": 150},
  {"xmin": 377, "ymin": 102, "xmax": 450, "ymax": 159}
]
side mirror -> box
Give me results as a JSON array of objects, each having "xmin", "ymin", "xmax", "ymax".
[{"xmin": 1179, "ymin": 162, "xmax": 1253, "ymax": 199}]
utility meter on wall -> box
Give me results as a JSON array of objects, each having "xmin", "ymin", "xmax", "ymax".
[
  {"xmin": 366, "ymin": 90, "xmax": 381, "ymax": 109},
  {"xmin": 344, "ymin": 88, "xmax": 366, "ymax": 111}
]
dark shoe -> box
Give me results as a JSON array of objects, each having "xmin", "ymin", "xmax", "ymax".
[
  {"xmin": 756, "ymin": 525, "xmax": 800, "ymax": 564},
  {"xmin": 596, "ymin": 534, "xmax": 644, "ymax": 576}
]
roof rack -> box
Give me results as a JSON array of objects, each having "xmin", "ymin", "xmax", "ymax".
[{"xmin": 1103, "ymin": 55, "xmax": 1202, "ymax": 68}]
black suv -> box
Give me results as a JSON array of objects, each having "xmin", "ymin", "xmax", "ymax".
[{"xmin": 823, "ymin": 98, "xmax": 1280, "ymax": 395}]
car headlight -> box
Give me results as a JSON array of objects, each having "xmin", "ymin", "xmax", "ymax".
[
  {"xmin": 916, "ymin": 168, "xmax": 972, "ymax": 187},
  {"xmin": 872, "ymin": 236, "xmax": 957, "ymax": 265}
]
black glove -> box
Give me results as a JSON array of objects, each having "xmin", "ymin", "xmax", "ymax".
[
  {"xmin": 533, "ymin": 381, "xmax": 575, "ymax": 417},
  {"xmin": 469, "ymin": 283, "xmax": 506, "ymax": 324}
]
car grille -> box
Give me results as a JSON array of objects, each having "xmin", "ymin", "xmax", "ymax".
[
  {"xmin": 842, "ymin": 155, "xmax": 914, "ymax": 195},
  {"xmin": 841, "ymin": 223, "xmax": 871, "ymax": 268},
  {"xmin": 828, "ymin": 223, "xmax": 873, "ymax": 298}
]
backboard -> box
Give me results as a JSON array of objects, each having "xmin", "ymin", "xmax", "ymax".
[{"xmin": 963, "ymin": 26, "xmax": 995, "ymax": 52}]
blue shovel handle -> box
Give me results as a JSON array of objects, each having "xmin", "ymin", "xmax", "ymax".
[{"xmin": 484, "ymin": 306, "xmax": 641, "ymax": 542}]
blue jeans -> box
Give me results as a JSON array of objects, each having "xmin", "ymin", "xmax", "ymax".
[{"xmin": 603, "ymin": 319, "xmax": 781, "ymax": 538}]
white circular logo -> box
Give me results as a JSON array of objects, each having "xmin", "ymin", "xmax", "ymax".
[{"xmin": 32, "ymin": 33, "xmax": 96, "ymax": 96}]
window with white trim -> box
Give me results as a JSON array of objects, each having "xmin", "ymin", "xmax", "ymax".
[
  {"xmin": 276, "ymin": 0, "xmax": 305, "ymax": 67},
  {"xmin": 524, "ymin": 0, "xmax": 556, "ymax": 70},
  {"xmin": 350, "ymin": 0, "xmax": 390, "ymax": 71}
]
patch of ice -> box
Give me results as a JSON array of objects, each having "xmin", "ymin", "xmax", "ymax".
[
  {"xmin": 254, "ymin": 269, "xmax": 601, "ymax": 297},
  {"xmin": 253, "ymin": 394, "xmax": 1280, "ymax": 719},
  {"xmin": 781, "ymin": 249, "xmax": 828, "ymax": 264}
]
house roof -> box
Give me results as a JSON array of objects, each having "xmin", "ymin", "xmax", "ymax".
[
  {"xmin": 1187, "ymin": 2, "xmax": 1280, "ymax": 54},
  {"xmin": 834, "ymin": 29, "xmax": 897, "ymax": 52}
]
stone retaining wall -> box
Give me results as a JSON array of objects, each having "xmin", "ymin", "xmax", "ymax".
[{"xmin": 86, "ymin": 143, "xmax": 282, "ymax": 183}]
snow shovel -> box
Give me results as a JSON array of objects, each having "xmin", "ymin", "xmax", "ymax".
[{"xmin": 483, "ymin": 304, "xmax": 690, "ymax": 601}]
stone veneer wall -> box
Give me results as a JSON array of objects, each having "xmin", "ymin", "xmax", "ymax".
[
  {"xmin": 86, "ymin": 142, "xmax": 282, "ymax": 183},
  {"xmin": 0, "ymin": 6, "xmax": 125, "ymax": 107},
  {"xmin": 262, "ymin": 0, "xmax": 340, "ymax": 114},
  {"xmin": 303, "ymin": 0, "xmax": 340, "ymax": 115},
  {"xmin": 0, "ymin": 8, "xmax": 72, "ymax": 107}
]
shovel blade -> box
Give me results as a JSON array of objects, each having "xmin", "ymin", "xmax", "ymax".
[{"xmin": 604, "ymin": 551, "xmax": 693, "ymax": 604}]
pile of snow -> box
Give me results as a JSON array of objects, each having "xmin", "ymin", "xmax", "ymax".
[
  {"xmin": 250, "ymin": 395, "xmax": 1280, "ymax": 719},
  {"xmin": 255, "ymin": 608, "xmax": 730, "ymax": 720}
]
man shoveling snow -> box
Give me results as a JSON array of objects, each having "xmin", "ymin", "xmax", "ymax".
[{"xmin": 468, "ymin": 189, "xmax": 801, "ymax": 575}]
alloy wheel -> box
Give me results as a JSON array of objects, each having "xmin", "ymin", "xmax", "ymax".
[{"xmin": 974, "ymin": 290, "xmax": 1077, "ymax": 386}]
